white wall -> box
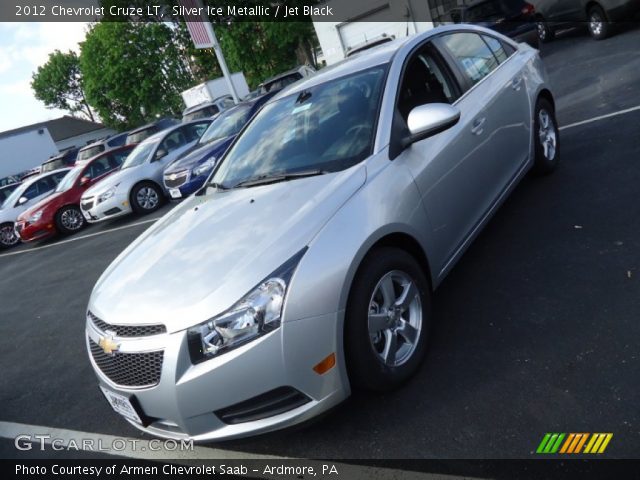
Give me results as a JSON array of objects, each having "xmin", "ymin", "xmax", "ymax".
[
  {"xmin": 0, "ymin": 129, "xmax": 59, "ymax": 178},
  {"xmin": 55, "ymin": 127, "xmax": 116, "ymax": 152},
  {"xmin": 313, "ymin": 0, "xmax": 434, "ymax": 65}
]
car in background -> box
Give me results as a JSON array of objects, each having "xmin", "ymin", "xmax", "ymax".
[
  {"xmin": 15, "ymin": 145, "xmax": 135, "ymax": 243},
  {"xmin": 346, "ymin": 34, "xmax": 395, "ymax": 57},
  {"xmin": 85, "ymin": 25, "xmax": 559, "ymax": 440},
  {"xmin": 40, "ymin": 147, "xmax": 80, "ymax": 173},
  {"xmin": 81, "ymin": 120, "xmax": 211, "ymax": 222},
  {"xmin": 182, "ymin": 96, "xmax": 236, "ymax": 122},
  {"xmin": 0, "ymin": 169, "xmax": 70, "ymax": 248},
  {"xmin": 0, "ymin": 175, "xmax": 20, "ymax": 187},
  {"xmin": 0, "ymin": 182, "xmax": 21, "ymax": 205},
  {"xmin": 19, "ymin": 167, "xmax": 42, "ymax": 181},
  {"xmin": 76, "ymin": 133, "xmax": 130, "ymax": 165},
  {"xmin": 535, "ymin": 0, "xmax": 640, "ymax": 41},
  {"xmin": 450, "ymin": 0, "xmax": 538, "ymax": 47},
  {"xmin": 163, "ymin": 93, "xmax": 276, "ymax": 199},
  {"xmin": 257, "ymin": 65, "xmax": 316, "ymax": 95},
  {"xmin": 125, "ymin": 118, "xmax": 179, "ymax": 145}
]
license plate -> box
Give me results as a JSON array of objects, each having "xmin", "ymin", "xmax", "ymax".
[
  {"xmin": 100, "ymin": 387, "xmax": 143, "ymax": 424},
  {"xmin": 169, "ymin": 188, "xmax": 182, "ymax": 199},
  {"xmin": 82, "ymin": 211, "xmax": 92, "ymax": 220}
]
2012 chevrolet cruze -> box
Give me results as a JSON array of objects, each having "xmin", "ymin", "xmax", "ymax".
[{"xmin": 86, "ymin": 25, "xmax": 559, "ymax": 441}]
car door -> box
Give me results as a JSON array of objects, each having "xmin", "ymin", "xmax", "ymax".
[{"xmin": 14, "ymin": 175, "xmax": 58, "ymax": 215}]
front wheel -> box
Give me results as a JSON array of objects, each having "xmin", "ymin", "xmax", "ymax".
[
  {"xmin": 0, "ymin": 222, "xmax": 19, "ymax": 249},
  {"xmin": 345, "ymin": 247, "xmax": 431, "ymax": 391},
  {"xmin": 537, "ymin": 20, "xmax": 555, "ymax": 43},
  {"xmin": 55, "ymin": 205, "xmax": 85, "ymax": 235},
  {"xmin": 532, "ymin": 98, "xmax": 560, "ymax": 175},
  {"xmin": 131, "ymin": 182, "xmax": 163, "ymax": 214},
  {"xmin": 588, "ymin": 6, "xmax": 611, "ymax": 40}
]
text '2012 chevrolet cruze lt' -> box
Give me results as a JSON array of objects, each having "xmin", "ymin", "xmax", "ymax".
[{"xmin": 86, "ymin": 25, "xmax": 559, "ymax": 441}]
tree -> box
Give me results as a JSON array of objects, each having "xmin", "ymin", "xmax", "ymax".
[
  {"xmin": 31, "ymin": 50, "xmax": 95, "ymax": 121},
  {"xmin": 80, "ymin": 21, "xmax": 194, "ymax": 130}
]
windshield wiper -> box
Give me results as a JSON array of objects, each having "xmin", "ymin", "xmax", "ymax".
[
  {"xmin": 207, "ymin": 182, "xmax": 229, "ymax": 191},
  {"xmin": 231, "ymin": 169, "xmax": 328, "ymax": 189}
]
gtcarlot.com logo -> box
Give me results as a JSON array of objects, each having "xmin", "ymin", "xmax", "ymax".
[
  {"xmin": 536, "ymin": 433, "xmax": 613, "ymax": 454},
  {"xmin": 14, "ymin": 434, "xmax": 193, "ymax": 452}
]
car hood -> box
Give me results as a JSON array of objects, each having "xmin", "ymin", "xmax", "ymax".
[
  {"xmin": 90, "ymin": 164, "xmax": 366, "ymax": 332},
  {"xmin": 82, "ymin": 167, "xmax": 137, "ymax": 198},
  {"xmin": 165, "ymin": 137, "xmax": 234, "ymax": 173}
]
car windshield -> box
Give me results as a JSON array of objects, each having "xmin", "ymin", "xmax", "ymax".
[
  {"xmin": 41, "ymin": 159, "xmax": 66, "ymax": 173},
  {"xmin": 198, "ymin": 105, "xmax": 252, "ymax": 145},
  {"xmin": 78, "ymin": 145, "xmax": 104, "ymax": 161},
  {"xmin": 121, "ymin": 140, "xmax": 157, "ymax": 169},
  {"xmin": 55, "ymin": 167, "xmax": 82, "ymax": 192},
  {"xmin": 211, "ymin": 65, "xmax": 386, "ymax": 189},
  {"xmin": 1, "ymin": 181, "xmax": 29, "ymax": 209}
]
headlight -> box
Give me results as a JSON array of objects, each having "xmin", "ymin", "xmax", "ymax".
[
  {"xmin": 29, "ymin": 210, "xmax": 43, "ymax": 223},
  {"xmin": 97, "ymin": 185, "xmax": 118, "ymax": 204},
  {"xmin": 187, "ymin": 248, "xmax": 307, "ymax": 364},
  {"xmin": 193, "ymin": 157, "xmax": 217, "ymax": 177}
]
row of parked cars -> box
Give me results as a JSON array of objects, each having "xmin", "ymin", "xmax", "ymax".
[{"xmin": 0, "ymin": 67, "xmax": 317, "ymax": 249}]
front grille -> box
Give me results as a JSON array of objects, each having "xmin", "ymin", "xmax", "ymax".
[
  {"xmin": 89, "ymin": 311, "xmax": 166, "ymax": 337},
  {"xmin": 81, "ymin": 199, "xmax": 94, "ymax": 211},
  {"xmin": 164, "ymin": 170, "xmax": 189, "ymax": 189},
  {"xmin": 215, "ymin": 387, "xmax": 311, "ymax": 425},
  {"xmin": 89, "ymin": 338, "xmax": 163, "ymax": 388}
]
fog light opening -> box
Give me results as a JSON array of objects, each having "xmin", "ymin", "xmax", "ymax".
[{"xmin": 313, "ymin": 353, "xmax": 336, "ymax": 375}]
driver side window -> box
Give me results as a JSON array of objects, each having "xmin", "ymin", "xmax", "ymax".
[
  {"xmin": 397, "ymin": 44, "xmax": 459, "ymax": 122},
  {"xmin": 160, "ymin": 129, "xmax": 188, "ymax": 155}
]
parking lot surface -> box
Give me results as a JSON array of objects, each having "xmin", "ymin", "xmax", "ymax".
[{"xmin": 1, "ymin": 25, "xmax": 639, "ymax": 459}]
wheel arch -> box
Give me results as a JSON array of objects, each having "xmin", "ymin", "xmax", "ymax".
[{"xmin": 536, "ymin": 88, "xmax": 556, "ymax": 112}]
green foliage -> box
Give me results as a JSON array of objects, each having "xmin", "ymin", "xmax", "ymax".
[
  {"xmin": 31, "ymin": 49, "xmax": 95, "ymax": 121},
  {"xmin": 79, "ymin": 22, "xmax": 194, "ymax": 130}
]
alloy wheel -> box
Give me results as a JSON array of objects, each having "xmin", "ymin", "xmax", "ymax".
[
  {"xmin": 136, "ymin": 187, "xmax": 159, "ymax": 211},
  {"xmin": 60, "ymin": 208, "xmax": 84, "ymax": 231},
  {"xmin": 589, "ymin": 14, "xmax": 603, "ymax": 37},
  {"xmin": 367, "ymin": 270, "xmax": 422, "ymax": 367},
  {"xmin": 0, "ymin": 224, "xmax": 19, "ymax": 247},
  {"xmin": 538, "ymin": 109, "xmax": 557, "ymax": 161}
]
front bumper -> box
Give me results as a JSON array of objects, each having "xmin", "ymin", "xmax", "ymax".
[
  {"xmin": 15, "ymin": 217, "xmax": 56, "ymax": 242},
  {"xmin": 80, "ymin": 192, "xmax": 132, "ymax": 223},
  {"xmin": 164, "ymin": 170, "xmax": 207, "ymax": 199},
  {"xmin": 85, "ymin": 311, "xmax": 349, "ymax": 441}
]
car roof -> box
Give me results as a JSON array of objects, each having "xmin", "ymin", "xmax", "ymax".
[
  {"xmin": 142, "ymin": 119, "xmax": 209, "ymax": 143},
  {"xmin": 22, "ymin": 168, "xmax": 71, "ymax": 186},
  {"xmin": 183, "ymin": 96, "xmax": 233, "ymax": 114},
  {"xmin": 128, "ymin": 118, "xmax": 175, "ymax": 134}
]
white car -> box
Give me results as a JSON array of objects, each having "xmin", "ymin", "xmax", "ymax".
[
  {"xmin": 0, "ymin": 169, "xmax": 70, "ymax": 248},
  {"xmin": 80, "ymin": 120, "xmax": 211, "ymax": 223}
]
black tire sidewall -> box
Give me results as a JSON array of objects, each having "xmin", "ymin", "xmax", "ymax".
[
  {"xmin": 55, "ymin": 205, "xmax": 85, "ymax": 235},
  {"xmin": 345, "ymin": 247, "xmax": 431, "ymax": 391},
  {"xmin": 0, "ymin": 222, "xmax": 18, "ymax": 248},
  {"xmin": 532, "ymin": 98, "xmax": 560, "ymax": 175},
  {"xmin": 131, "ymin": 182, "xmax": 162, "ymax": 214}
]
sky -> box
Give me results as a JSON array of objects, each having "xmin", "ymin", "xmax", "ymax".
[{"xmin": 0, "ymin": 22, "xmax": 89, "ymax": 133}]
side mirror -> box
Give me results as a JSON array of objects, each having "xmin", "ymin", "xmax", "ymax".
[
  {"xmin": 154, "ymin": 148, "xmax": 167, "ymax": 161},
  {"xmin": 18, "ymin": 196, "xmax": 28, "ymax": 206},
  {"xmin": 80, "ymin": 176, "xmax": 91, "ymax": 186},
  {"xmin": 401, "ymin": 103, "xmax": 461, "ymax": 149}
]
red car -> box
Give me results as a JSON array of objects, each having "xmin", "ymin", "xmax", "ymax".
[{"xmin": 16, "ymin": 145, "xmax": 134, "ymax": 242}]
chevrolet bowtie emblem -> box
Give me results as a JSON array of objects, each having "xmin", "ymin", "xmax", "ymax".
[
  {"xmin": 170, "ymin": 174, "xmax": 177, "ymax": 180},
  {"xmin": 98, "ymin": 335, "xmax": 120, "ymax": 355}
]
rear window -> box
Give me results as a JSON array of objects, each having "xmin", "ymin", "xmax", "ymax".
[
  {"xmin": 41, "ymin": 159, "xmax": 67, "ymax": 173},
  {"xmin": 77, "ymin": 144, "xmax": 105, "ymax": 161},
  {"xmin": 126, "ymin": 127, "xmax": 157, "ymax": 145}
]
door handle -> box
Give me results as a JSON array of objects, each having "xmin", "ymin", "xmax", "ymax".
[
  {"xmin": 471, "ymin": 117, "xmax": 486, "ymax": 135},
  {"xmin": 511, "ymin": 76, "xmax": 523, "ymax": 91}
]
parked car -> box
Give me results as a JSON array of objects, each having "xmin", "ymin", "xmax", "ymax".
[
  {"xmin": 181, "ymin": 95, "xmax": 236, "ymax": 122},
  {"xmin": 257, "ymin": 65, "xmax": 316, "ymax": 95},
  {"xmin": 85, "ymin": 25, "xmax": 558, "ymax": 440},
  {"xmin": 0, "ymin": 169, "xmax": 70, "ymax": 248},
  {"xmin": 0, "ymin": 182, "xmax": 21, "ymax": 205},
  {"xmin": 164, "ymin": 93, "xmax": 276, "ymax": 199},
  {"xmin": 19, "ymin": 167, "xmax": 42, "ymax": 181},
  {"xmin": 346, "ymin": 34, "xmax": 396, "ymax": 57},
  {"xmin": 40, "ymin": 147, "xmax": 79, "ymax": 173},
  {"xmin": 450, "ymin": 0, "xmax": 539, "ymax": 47},
  {"xmin": 81, "ymin": 120, "xmax": 211, "ymax": 222},
  {"xmin": 535, "ymin": 0, "xmax": 640, "ymax": 41},
  {"xmin": 0, "ymin": 175, "xmax": 21, "ymax": 187},
  {"xmin": 125, "ymin": 118, "xmax": 179, "ymax": 145},
  {"xmin": 15, "ymin": 145, "xmax": 135, "ymax": 242},
  {"xmin": 76, "ymin": 133, "xmax": 130, "ymax": 165}
]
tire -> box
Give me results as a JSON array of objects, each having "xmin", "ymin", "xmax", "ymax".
[
  {"xmin": 131, "ymin": 182, "xmax": 163, "ymax": 214},
  {"xmin": 587, "ymin": 6, "xmax": 611, "ymax": 40},
  {"xmin": 532, "ymin": 98, "xmax": 560, "ymax": 175},
  {"xmin": 55, "ymin": 205, "xmax": 86, "ymax": 235},
  {"xmin": 537, "ymin": 19, "xmax": 555, "ymax": 43},
  {"xmin": 0, "ymin": 222, "xmax": 19, "ymax": 249},
  {"xmin": 345, "ymin": 247, "xmax": 431, "ymax": 391}
]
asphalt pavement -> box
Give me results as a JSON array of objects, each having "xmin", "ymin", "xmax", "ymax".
[{"xmin": 1, "ymin": 25, "xmax": 639, "ymax": 460}]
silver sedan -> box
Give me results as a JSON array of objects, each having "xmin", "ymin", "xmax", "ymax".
[{"xmin": 86, "ymin": 25, "xmax": 559, "ymax": 441}]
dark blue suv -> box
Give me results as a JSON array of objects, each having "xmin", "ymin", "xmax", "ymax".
[{"xmin": 163, "ymin": 92, "xmax": 275, "ymax": 199}]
